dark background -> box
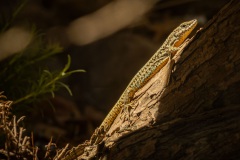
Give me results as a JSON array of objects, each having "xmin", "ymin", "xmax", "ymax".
[{"xmin": 0, "ymin": 0, "xmax": 229, "ymax": 150}]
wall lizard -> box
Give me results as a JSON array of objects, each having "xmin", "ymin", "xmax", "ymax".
[
  {"xmin": 95, "ymin": 19, "xmax": 197, "ymax": 136},
  {"xmin": 63, "ymin": 19, "xmax": 197, "ymax": 160}
]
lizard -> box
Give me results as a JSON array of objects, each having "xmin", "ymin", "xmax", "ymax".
[
  {"xmin": 63, "ymin": 19, "xmax": 197, "ymax": 160},
  {"xmin": 92, "ymin": 19, "xmax": 198, "ymax": 139}
]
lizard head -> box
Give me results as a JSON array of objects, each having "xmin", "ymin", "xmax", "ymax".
[{"xmin": 173, "ymin": 19, "xmax": 197, "ymax": 47}]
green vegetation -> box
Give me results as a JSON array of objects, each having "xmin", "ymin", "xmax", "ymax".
[{"xmin": 0, "ymin": 39, "xmax": 84, "ymax": 109}]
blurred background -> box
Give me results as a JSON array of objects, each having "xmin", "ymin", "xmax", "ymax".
[{"xmin": 0, "ymin": 0, "xmax": 229, "ymax": 155}]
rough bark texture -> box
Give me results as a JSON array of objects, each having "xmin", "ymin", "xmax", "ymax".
[{"xmin": 102, "ymin": 0, "xmax": 240, "ymax": 159}]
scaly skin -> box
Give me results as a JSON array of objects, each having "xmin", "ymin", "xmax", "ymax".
[
  {"xmin": 63, "ymin": 19, "xmax": 197, "ymax": 160},
  {"xmin": 98, "ymin": 19, "xmax": 197, "ymax": 134}
]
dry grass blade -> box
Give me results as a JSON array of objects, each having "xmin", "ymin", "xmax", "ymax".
[{"xmin": 0, "ymin": 92, "xmax": 36, "ymax": 159}]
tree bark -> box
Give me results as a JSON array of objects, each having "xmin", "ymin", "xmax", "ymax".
[{"xmin": 103, "ymin": 0, "xmax": 240, "ymax": 159}]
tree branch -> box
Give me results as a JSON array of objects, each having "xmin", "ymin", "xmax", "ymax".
[{"xmin": 103, "ymin": 0, "xmax": 240, "ymax": 159}]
